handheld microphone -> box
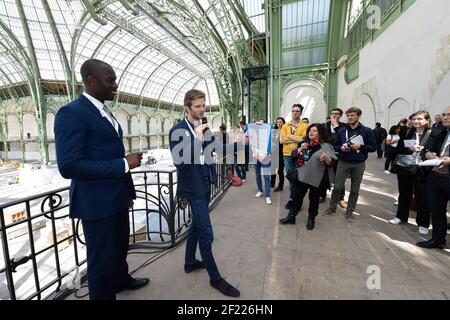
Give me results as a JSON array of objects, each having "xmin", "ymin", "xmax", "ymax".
[{"xmin": 201, "ymin": 117, "xmax": 209, "ymax": 133}]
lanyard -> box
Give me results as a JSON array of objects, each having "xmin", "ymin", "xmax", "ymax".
[{"xmin": 185, "ymin": 118, "xmax": 196, "ymax": 137}]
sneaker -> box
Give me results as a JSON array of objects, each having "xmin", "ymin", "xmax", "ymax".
[
  {"xmin": 255, "ymin": 191, "xmax": 262, "ymax": 198},
  {"xmin": 345, "ymin": 212, "xmax": 354, "ymax": 222},
  {"xmin": 265, "ymin": 197, "xmax": 272, "ymax": 205},
  {"xmin": 418, "ymin": 226, "xmax": 429, "ymax": 235},
  {"xmin": 322, "ymin": 208, "xmax": 336, "ymax": 216},
  {"xmin": 241, "ymin": 179, "xmax": 246, "ymax": 183},
  {"xmin": 394, "ymin": 200, "xmax": 398, "ymax": 206},
  {"xmin": 210, "ymin": 278, "xmax": 240, "ymax": 298},
  {"xmin": 384, "ymin": 170, "xmax": 391, "ymax": 174},
  {"xmin": 338, "ymin": 200, "xmax": 348, "ymax": 209},
  {"xmin": 184, "ymin": 260, "xmax": 205, "ymax": 273},
  {"xmin": 389, "ymin": 217, "xmax": 402, "ymax": 225}
]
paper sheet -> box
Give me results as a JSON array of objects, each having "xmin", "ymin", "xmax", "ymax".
[
  {"xmin": 349, "ymin": 135, "xmax": 364, "ymax": 145},
  {"xmin": 418, "ymin": 159, "xmax": 442, "ymax": 166},
  {"xmin": 403, "ymin": 140, "xmax": 416, "ymax": 148}
]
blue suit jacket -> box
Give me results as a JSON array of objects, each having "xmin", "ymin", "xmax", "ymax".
[
  {"xmin": 54, "ymin": 95, "xmax": 136, "ymax": 220},
  {"xmin": 169, "ymin": 119, "xmax": 218, "ymax": 200}
]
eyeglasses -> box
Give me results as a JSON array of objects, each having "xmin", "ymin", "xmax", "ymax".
[
  {"xmin": 330, "ymin": 112, "xmax": 341, "ymax": 115},
  {"xmin": 442, "ymin": 113, "xmax": 450, "ymax": 117},
  {"xmin": 292, "ymin": 110, "xmax": 301, "ymax": 113}
]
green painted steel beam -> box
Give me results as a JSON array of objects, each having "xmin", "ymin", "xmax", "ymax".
[
  {"xmin": 114, "ymin": 44, "xmax": 151, "ymax": 105},
  {"xmin": 155, "ymin": 67, "xmax": 189, "ymax": 113},
  {"xmin": 70, "ymin": 11, "xmax": 91, "ymax": 96},
  {"xmin": 80, "ymin": 0, "xmax": 107, "ymax": 25},
  {"xmin": 16, "ymin": 0, "xmax": 48, "ymax": 164},
  {"xmin": 136, "ymin": 58, "xmax": 171, "ymax": 112},
  {"xmin": 101, "ymin": 7, "xmax": 207, "ymax": 78},
  {"xmin": 169, "ymin": 76, "xmax": 200, "ymax": 116},
  {"xmin": 41, "ymin": 0, "xmax": 75, "ymax": 100},
  {"xmin": 134, "ymin": 0, "xmax": 208, "ymax": 64}
]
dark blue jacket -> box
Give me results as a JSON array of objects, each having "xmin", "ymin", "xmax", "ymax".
[
  {"xmin": 54, "ymin": 95, "xmax": 136, "ymax": 220},
  {"xmin": 333, "ymin": 123, "xmax": 377, "ymax": 162},
  {"xmin": 169, "ymin": 119, "xmax": 218, "ymax": 200}
]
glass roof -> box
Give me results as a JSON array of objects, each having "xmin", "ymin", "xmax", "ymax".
[{"xmin": 0, "ymin": 0, "xmax": 264, "ymax": 108}]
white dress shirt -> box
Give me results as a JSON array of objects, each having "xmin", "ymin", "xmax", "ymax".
[{"xmin": 82, "ymin": 92, "xmax": 129, "ymax": 173}]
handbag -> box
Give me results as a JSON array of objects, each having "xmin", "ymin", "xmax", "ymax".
[
  {"xmin": 286, "ymin": 167, "xmax": 298, "ymax": 182},
  {"xmin": 390, "ymin": 130, "xmax": 431, "ymax": 176},
  {"xmin": 390, "ymin": 154, "xmax": 418, "ymax": 176}
]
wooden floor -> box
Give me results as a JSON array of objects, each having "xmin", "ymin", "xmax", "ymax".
[{"xmin": 69, "ymin": 154, "xmax": 450, "ymax": 300}]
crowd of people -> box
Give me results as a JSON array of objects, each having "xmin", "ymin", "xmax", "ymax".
[
  {"xmin": 222, "ymin": 104, "xmax": 449, "ymax": 251},
  {"xmin": 54, "ymin": 59, "xmax": 449, "ymax": 300}
]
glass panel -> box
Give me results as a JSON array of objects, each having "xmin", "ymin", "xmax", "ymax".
[
  {"xmin": 0, "ymin": 0, "xmax": 218, "ymax": 106},
  {"xmin": 281, "ymin": 0, "xmax": 330, "ymax": 68}
]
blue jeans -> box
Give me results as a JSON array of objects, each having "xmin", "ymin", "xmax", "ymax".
[
  {"xmin": 234, "ymin": 163, "xmax": 246, "ymax": 179},
  {"xmin": 255, "ymin": 160, "xmax": 271, "ymax": 198},
  {"xmin": 234, "ymin": 153, "xmax": 246, "ymax": 179},
  {"xmin": 283, "ymin": 156, "xmax": 294, "ymax": 199},
  {"xmin": 186, "ymin": 195, "xmax": 221, "ymax": 281}
]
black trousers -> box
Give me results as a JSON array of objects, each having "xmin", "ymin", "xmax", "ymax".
[
  {"xmin": 396, "ymin": 175, "xmax": 430, "ymax": 228},
  {"xmin": 375, "ymin": 142, "xmax": 384, "ymax": 158},
  {"xmin": 384, "ymin": 146, "xmax": 396, "ymax": 171},
  {"xmin": 289, "ymin": 180, "xmax": 320, "ymax": 219},
  {"xmin": 82, "ymin": 209, "xmax": 132, "ymax": 300},
  {"xmin": 427, "ymin": 173, "xmax": 450, "ymax": 243}
]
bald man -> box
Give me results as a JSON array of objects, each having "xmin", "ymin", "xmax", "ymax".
[{"xmin": 54, "ymin": 59, "xmax": 148, "ymax": 299}]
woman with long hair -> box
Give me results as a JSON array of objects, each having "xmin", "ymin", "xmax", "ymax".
[
  {"xmin": 389, "ymin": 110, "xmax": 432, "ymax": 235},
  {"xmin": 279, "ymin": 123, "xmax": 337, "ymax": 230}
]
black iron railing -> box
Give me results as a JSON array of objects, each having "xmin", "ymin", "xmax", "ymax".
[{"xmin": 0, "ymin": 158, "xmax": 232, "ymax": 300}]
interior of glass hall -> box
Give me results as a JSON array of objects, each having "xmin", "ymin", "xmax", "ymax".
[{"xmin": 0, "ymin": 0, "xmax": 449, "ymax": 300}]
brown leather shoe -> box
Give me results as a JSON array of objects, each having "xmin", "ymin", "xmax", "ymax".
[{"xmin": 338, "ymin": 200, "xmax": 348, "ymax": 209}]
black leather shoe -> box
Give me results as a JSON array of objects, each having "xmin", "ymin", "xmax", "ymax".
[
  {"xmin": 210, "ymin": 278, "xmax": 240, "ymax": 297},
  {"xmin": 279, "ymin": 215, "xmax": 296, "ymax": 225},
  {"xmin": 125, "ymin": 277, "xmax": 150, "ymax": 290},
  {"xmin": 184, "ymin": 260, "xmax": 205, "ymax": 273},
  {"xmin": 306, "ymin": 217, "xmax": 315, "ymax": 230},
  {"xmin": 285, "ymin": 200, "xmax": 293, "ymax": 209},
  {"xmin": 416, "ymin": 239, "xmax": 446, "ymax": 249},
  {"xmin": 274, "ymin": 187, "xmax": 283, "ymax": 192}
]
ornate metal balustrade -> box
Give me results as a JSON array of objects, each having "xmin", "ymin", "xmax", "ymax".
[{"xmin": 0, "ymin": 158, "xmax": 232, "ymax": 300}]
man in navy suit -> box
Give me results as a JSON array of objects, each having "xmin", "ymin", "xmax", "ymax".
[
  {"xmin": 54, "ymin": 59, "xmax": 148, "ymax": 300},
  {"xmin": 169, "ymin": 89, "xmax": 240, "ymax": 297}
]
